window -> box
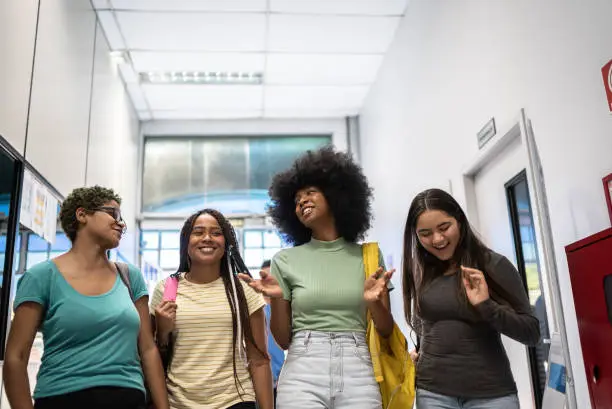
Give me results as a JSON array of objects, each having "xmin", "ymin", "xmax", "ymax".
[
  {"xmin": 140, "ymin": 230, "xmax": 181, "ymax": 270},
  {"xmin": 243, "ymin": 229, "xmax": 283, "ymax": 276},
  {"xmin": 142, "ymin": 136, "xmax": 331, "ymax": 215},
  {"xmin": 25, "ymin": 232, "xmax": 71, "ymax": 269}
]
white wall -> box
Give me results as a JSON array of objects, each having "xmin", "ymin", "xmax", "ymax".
[
  {"xmin": 142, "ymin": 118, "xmax": 348, "ymax": 151},
  {"xmin": 0, "ymin": 0, "xmax": 39, "ymax": 153},
  {"xmin": 87, "ymin": 23, "xmax": 141, "ymax": 262},
  {"xmin": 360, "ymin": 1, "xmax": 612, "ymax": 407},
  {"xmin": 25, "ymin": 0, "xmax": 96, "ymax": 195},
  {"xmin": 0, "ymin": 1, "xmax": 141, "ymax": 263}
]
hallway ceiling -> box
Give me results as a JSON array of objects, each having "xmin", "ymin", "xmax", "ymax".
[{"xmin": 92, "ymin": 0, "xmax": 407, "ymax": 121}]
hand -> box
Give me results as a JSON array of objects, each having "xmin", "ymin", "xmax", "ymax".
[
  {"xmin": 238, "ymin": 269, "xmax": 283, "ymax": 299},
  {"xmin": 155, "ymin": 300, "xmax": 177, "ymax": 337},
  {"xmin": 364, "ymin": 267, "xmax": 395, "ymax": 304},
  {"xmin": 461, "ymin": 266, "xmax": 490, "ymax": 306},
  {"xmin": 409, "ymin": 349, "xmax": 419, "ymax": 363}
]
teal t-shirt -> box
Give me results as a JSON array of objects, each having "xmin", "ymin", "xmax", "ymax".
[
  {"xmin": 271, "ymin": 238, "xmax": 390, "ymax": 334},
  {"xmin": 13, "ymin": 260, "xmax": 148, "ymax": 399}
]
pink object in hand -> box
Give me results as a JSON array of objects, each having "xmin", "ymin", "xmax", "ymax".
[{"xmin": 163, "ymin": 276, "xmax": 179, "ymax": 301}]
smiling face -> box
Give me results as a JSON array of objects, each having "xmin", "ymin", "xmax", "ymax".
[
  {"xmin": 415, "ymin": 209, "xmax": 461, "ymax": 261},
  {"xmin": 187, "ymin": 213, "xmax": 226, "ymax": 266},
  {"xmin": 77, "ymin": 200, "xmax": 124, "ymax": 249},
  {"xmin": 294, "ymin": 186, "xmax": 332, "ymax": 229}
]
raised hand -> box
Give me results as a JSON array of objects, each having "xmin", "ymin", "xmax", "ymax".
[
  {"xmin": 461, "ymin": 266, "xmax": 490, "ymax": 306},
  {"xmin": 155, "ymin": 300, "xmax": 177, "ymax": 337},
  {"xmin": 364, "ymin": 267, "xmax": 395, "ymax": 304},
  {"xmin": 238, "ymin": 269, "xmax": 284, "ymax": 299}
]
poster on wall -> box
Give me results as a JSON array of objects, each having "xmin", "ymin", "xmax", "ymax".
[
  {"xmin": 19, "ymin": 168, "xmax": 58, "ymax": 244},
  {"xmin": 542, "ymin": 332, "xmax": 567, "ymax": 409}
]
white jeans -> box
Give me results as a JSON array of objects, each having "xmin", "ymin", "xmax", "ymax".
[{"xmin": 276, "ymin": 331, "xmax": 382, "ymax": 409}]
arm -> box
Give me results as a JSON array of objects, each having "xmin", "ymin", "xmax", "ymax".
[
  {"xmin": 135, "ymin": 297, "xmax": 169, "ymax": 409},
  {"xmin": 270, "ymin": 299, "xmax": 292, "ymax": 350},
  {"xmin": 247, "ymin": 307, "xmax": 274, "ymax": 409},
  {"xmin": 472, "ymin": 257, "xmax": 541, "ymax": 346},
  {"xmin": 367, "ymin": 288, "xmax": 394, "ymax": 338},
  {"xmin": 3, "ymin": 303, "xmax": 42, "ymax": 409}
]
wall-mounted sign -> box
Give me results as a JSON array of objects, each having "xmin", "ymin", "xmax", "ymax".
[
  {"xmin": 604, "ymin": 173, "xmax": 612, "ymax": 226},
  {"xmin": 602, "ymin": 59, "xmax": 612, "ymax": 114},
  {"xmin": 20, "ymin": 168, "xmax": 58, "ymax": 244},
  {"xmin": 477, "ymin": 118, "xmax": 496, "ymax": 149}
]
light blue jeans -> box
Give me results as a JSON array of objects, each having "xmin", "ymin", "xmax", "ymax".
[
  {"xmin": 276, "ymin": 331, "xmax": 382, "ymax": 409},
  {"xmin": 416, "ymin": 388, "xmax": 520, "ymax": 409}
]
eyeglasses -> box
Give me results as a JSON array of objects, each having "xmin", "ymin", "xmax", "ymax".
[{"xmin": 93, "ymin": 206, "xmax": 126, "ymax": 231}]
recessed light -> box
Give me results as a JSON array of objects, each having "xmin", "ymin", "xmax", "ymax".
[{"xmin": 139, "ymin": 71, "xmax": 264, "ymax": 85}]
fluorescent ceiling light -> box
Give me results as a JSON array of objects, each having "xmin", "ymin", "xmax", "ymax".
[{"xmin": 139, "ymin": 71, "xmax": 264, "ymax": 85}]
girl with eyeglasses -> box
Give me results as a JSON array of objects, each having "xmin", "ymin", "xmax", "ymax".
[
  {"xmin": 150, "ymin": 209, "xmax": 273, "ymax": 409},
  {"xmin": 4, "ymin": 186, "xmax": 169, "ymax": 409}
]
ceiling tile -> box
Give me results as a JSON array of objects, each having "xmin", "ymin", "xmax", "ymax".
[
  {"xmin": 97, "ymin": 11, "xmax": 126, "ymax": 49},
  {"xmin": 92, "ymin": 0, "xmax": 112, "ymax": 9},
  {"xmin": 116, "ymin": 11, "xmax": 266, "ymax": 51},
  {"xmin": 266, "ymin": 54, "xmax": 383, "ymax": 85},
  {"xmin": 264, "ymin": 85, "xmax": 368, "ymax": 111},
  {"xmin": 151, "ymin": 109, "xmax": 263, "ymax": 120},
  {"xmin": 142, "ymin": 84, "xmax": 263, "ymax": 110},
  {"xmin": 268, "ymin": 14, "xmax": 401, "ymax": 53},
  {"xmin": 130, "ymin": 51, "xmax": 265, "ymax": 73},
  {"xmin": 264, "ymin": 108, "xmax": 359, "ymax": 118},
  {"xmin": 270, "ymin": 0, "xmax": 407, "ymax": 16},
  {"xmin": 110, "ymin": 0, "xmax": 267, "ymax": 12}
]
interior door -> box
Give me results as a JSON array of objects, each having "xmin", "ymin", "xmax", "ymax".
[{"xmin": 472, "ymin": 137, "xmax": 536, "ymax": 408}]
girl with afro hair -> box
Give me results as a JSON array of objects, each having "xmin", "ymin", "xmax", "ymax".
[{"xmin": 240, "ymin": 146, "xmax": 395, "ymax": 409}]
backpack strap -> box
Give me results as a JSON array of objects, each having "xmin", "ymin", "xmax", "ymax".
[
  {"xmin": 362, "ymin": 242, "xmax": 380, "ymax": 279},
  {"xmin": 115, "ymin": 262, "xmax": 134, "ymax": 302}
]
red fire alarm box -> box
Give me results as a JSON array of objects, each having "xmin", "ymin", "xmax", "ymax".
[{"xmin": 566, "ymin": 228, "xmax": 612, "ymax": 409}]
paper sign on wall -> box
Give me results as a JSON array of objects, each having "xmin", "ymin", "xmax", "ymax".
[
  {"xmin": 19, "ymin": 168, "xmax": 58, "ymax": 245},
  {"xmin": 543, "ymin": 332, "xmax": 568, "ymax": 409}
]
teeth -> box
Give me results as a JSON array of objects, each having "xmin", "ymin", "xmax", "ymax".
[
  {"xmin": 303, "ymin": 208, "xmax": 313, "ymax": 216},
  {"xmin": 199, "ymin": 247, "xmax": 214, "ymax": 253}
]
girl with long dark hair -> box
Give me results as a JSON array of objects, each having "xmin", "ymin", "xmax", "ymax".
[
  {"xmin": 403, "ymin": 188, "xmax": 540, "ymax": 408},
  {"xmin": 150, "ymin": 209, "xmax": 273, "ymax": 409}
]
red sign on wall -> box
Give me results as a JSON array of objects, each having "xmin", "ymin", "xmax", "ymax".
[{"xmin": 602, "ymin": 59, "xmax": 612, "ymax": 114}]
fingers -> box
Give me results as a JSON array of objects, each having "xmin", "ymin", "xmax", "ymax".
[
  {"xmin": 238, "ymin": 273, "xmax": 253, "ymax": 283},
  {"xmin": 369, "ymin": 268, "xmax": 395, "ymax": 281},
  {"xmin": 460, "ymin": 266, "xmax": 484, "ymax": 276}
]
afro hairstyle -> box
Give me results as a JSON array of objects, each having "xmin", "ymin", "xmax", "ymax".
[
  {"xmin": 268, "ymin": 145, "xmax": 373, "ymax": 245},
  {"xmin": 60, "ymin": 185, "xmax": 121, "ymax": 242}
]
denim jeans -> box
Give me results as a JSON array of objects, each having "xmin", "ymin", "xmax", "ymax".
[
  {"xmin": 276, "ymin": 331, "xmax": 382, "ymax": 409},
  {"xmin": 416, "ymin": 388, "xmax": 520, "ymax": 409}
]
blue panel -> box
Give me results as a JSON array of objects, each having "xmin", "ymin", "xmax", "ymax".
[{"xmin": 28, "ymin": 234, "xmax": 49, "ymax": 251}]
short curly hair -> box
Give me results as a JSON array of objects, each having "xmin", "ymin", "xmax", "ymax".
[
  {"xmin": 268, "ymin": 145, "xmax": 373, "ymax": 245},
  {"xmin": 60, "ymin": 186, "xmax": 122, "ymax": 242}
]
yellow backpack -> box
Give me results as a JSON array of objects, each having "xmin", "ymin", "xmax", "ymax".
[{"xmin": 363, "ymin": 242, "xmax": 416, "ymax": 409}]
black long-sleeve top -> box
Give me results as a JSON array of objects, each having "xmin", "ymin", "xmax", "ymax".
[{"xmin": 416, "ymin": 251, "xmax": 540, "ymax": 398}]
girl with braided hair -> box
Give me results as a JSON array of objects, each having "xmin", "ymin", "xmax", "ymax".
[{"xmin": 150, "ymin": 209, "xmax": 273, "ymax": 409}]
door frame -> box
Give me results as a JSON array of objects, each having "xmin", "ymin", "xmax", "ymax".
[{"xmin": 460, "ymin": 109, "xmax": 577, "ymax": 409}]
